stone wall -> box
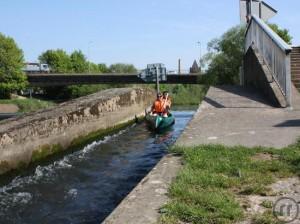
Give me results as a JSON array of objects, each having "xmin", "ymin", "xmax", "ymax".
[{"xmin": 0, "ymin": 88, "xmax": 155, "ymax": 175}]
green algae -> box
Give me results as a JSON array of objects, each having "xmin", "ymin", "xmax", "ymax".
[{"xmin": 31, "ymin": 144, "xmax": 63, "ymax": 163}]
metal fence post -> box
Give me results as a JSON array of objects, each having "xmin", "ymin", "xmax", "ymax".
[{"xmin": 285, "ymin": 54, "xmax": 292, "ymax": 107}]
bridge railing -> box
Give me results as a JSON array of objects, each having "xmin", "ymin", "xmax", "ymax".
[{"xmin": 245, "ymin": 15, "xmax": 292, "ymax": 106}]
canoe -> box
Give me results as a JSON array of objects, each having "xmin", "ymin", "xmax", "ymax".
[{"xmin": 145, "ymin": 113, "xmax": 175, "ymax": 131}]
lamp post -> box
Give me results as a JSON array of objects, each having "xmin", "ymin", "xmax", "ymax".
[
  {"xmin": 88, "ymin": 41, "xmax": 93, "ymax": 73},
  {"xmin": 197, "ymin": 41, "xmax": 202, "ymax": 68}
]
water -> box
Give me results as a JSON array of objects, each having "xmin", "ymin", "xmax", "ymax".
[{"xmin": 0, "ymin": 110, "xmax": 195, "ymax": 224}]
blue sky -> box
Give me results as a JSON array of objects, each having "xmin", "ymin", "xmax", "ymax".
[{"xmin": 0, "ymin": 0, "xmax": 299, "ymax": 70}]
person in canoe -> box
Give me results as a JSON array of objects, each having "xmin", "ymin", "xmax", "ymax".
[
  {"xmin": 151, "ymin": 92, "xmax": 164, "ymax": 115},
  {"xmin": 147, "ymin": 91, "xmax": 175, "ymax": 130},
  {"xmin": 162, "ymin": 91, "xmax": 172, "ymax": 117}
]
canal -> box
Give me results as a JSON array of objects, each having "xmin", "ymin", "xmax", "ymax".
[{"xmin": 0, "ymin": 109, "xmax": 195, "ymax": 224}]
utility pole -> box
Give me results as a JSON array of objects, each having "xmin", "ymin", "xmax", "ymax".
[
  {"xmin": 197, "ymin": 41, "xmax": 202, "ymax": 68},
  {"xmin": 178, "ymin": 59, "xmax": 181, "ymax": 74},
  {"xmin": 88, "ymin": 41, "xmax": 93, "ymax": 73}
]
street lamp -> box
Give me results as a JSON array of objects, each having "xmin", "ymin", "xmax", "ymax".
[
  {"xmin": 197, "ymin": 41, "xmax": 202, "ymax": 67},
  {"xmin": 88, "ymin": 41, "xmax": 93, "ymax": 73}
]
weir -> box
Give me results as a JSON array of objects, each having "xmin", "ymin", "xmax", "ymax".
[{"xmin": 0, "ymin": 88, "xmax": 155, "ymax": 175}]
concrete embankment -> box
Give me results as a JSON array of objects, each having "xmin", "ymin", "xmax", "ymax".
[{"xmin": 0, "ymin": 88, "xmax": 155, "ymax": 175}]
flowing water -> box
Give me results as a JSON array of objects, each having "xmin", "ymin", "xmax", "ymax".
[{"xmin": 0, "ymin": 110, "xmax": 195, "ymax": 224}]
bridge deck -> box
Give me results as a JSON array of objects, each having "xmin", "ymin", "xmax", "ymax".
[{"xmin": 27, "ymin": 74, "xmax": 201, "ymax": 86}]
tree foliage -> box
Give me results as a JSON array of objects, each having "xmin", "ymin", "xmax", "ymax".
[
  {"xmin": 0, "ymin": 33, "xmax": 27, "ymax": 98},
  {"xmin": 97, "ymin": 63, "xmax": 110, "ymax": 73},
  {"xmin": 70, "ymin": 50, "xmax": 88, "ymax": 73},
  {"xmin": 39, "ymin": 49, "xmax": 72, "ymax": 73},
  {"xmin": 109, "ymin": 63, "xmax": 137, "ymax": 73},
  {"xmin": 203, "ymin": 25, "xmax": 246, "ymax": 85},
  {"xmin": 268, "ymin": 23, "xmax": 292, "ymax": 44},
  {"xmin": 38, "ymin": 49, "xmax": 137, "ymax": 74}
]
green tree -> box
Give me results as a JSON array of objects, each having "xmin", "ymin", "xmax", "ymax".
[
  {"xmin": 204, "ymin": 25, "xmax": 246, "ymax": 85},
  {"xmin": 87, "ymin": 62, "xmax": 101, "ymax": 73},
  {"xmin": 109, "ymin": 63, "xmax": 137, "ymax": 73},
  {"xmin": 268, "ymin": 23, "xmax": 292, "ymax": 44},
  {"xmin": 98, "ymin": 63, "xmax": 110, "ymax": 73},
  {"xmin": 39, "ymin": 49, "xmax": 72, "ymax": 73},
  {"xmin": 70, "ymin": 50, "xmax": 88, "ymax": 73},
  {"xmin": 0, "ymin": 33, "xmax": 27, "ymax": 98}
]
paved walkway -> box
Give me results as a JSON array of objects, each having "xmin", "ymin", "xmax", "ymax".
[
  {"xmin": 0, "ymin": 104, "xmax": 19, "ymax": 113},
  {"xmin": 176, "ymin": 85, "xmax": 300, "ymax": 148}
]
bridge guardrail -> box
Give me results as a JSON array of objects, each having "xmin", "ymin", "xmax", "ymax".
[{"xmin": 245, "ymin": 15, "xmax": 292, "ymax": 106}]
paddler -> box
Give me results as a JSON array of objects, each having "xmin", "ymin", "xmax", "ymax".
[
  {"xmin": 162, "ymin": 91, "xmax": 172, "ymax": 117},
  {"xmin": 151, "ymin": 92, "xmax": 164, "ymax": 115}
]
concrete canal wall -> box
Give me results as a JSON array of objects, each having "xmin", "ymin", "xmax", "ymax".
[{"xmin": 0, "ymin": 88, "xmax": 155, "ymax": 175}]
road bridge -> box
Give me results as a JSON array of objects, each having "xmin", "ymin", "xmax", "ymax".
[{"xmin": 27, "ymin": 74, "xmax": 201, "ymax": 87}]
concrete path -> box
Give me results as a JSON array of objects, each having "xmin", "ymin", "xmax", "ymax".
[
  {"xmin": 0, "ymin": 104, "xmax": 19, "ymax": 113},
  {"xmin": 176, "ymin": 85, "xmax": 300, "ymax": 148}
]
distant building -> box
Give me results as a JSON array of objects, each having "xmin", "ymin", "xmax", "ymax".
[{"xmin": 190, "ymin": 60, "xmax": 201, "ymax": 74}]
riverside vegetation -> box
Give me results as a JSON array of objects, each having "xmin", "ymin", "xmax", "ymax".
[
  {"xmin": 0, "ymin": 98, "xmax": 55, "ymax": 113},
  {"xmin": 159, "ymin": 143, "xmax": 300, "ymax": 224}
]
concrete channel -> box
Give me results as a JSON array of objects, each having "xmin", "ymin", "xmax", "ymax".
[{"xmin": 0, "ymin": 104, "xmax": 195, "ymax": 223}]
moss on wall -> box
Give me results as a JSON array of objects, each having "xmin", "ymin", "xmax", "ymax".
[{"xmin": 31, "ymin": 144, "xmax": 63, "ymax": 163}]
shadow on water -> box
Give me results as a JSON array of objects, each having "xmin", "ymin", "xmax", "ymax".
[{"xmin": 0, "ymin": 110, "xmax": 195, "ymax": 224}]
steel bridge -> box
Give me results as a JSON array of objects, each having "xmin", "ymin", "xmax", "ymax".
[{"xmin": 27, "ymin": 73, "xmax": 201, "ymax": 87}]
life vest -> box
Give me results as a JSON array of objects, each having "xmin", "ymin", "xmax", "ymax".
[{"xmin": 153, "ymin": 100, "xmax": 164, "ymax": 113}]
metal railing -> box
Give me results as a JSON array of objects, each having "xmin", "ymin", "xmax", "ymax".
[{"xmin": 245, "ymin": 15, "xmax": 292, "ymax": 106}]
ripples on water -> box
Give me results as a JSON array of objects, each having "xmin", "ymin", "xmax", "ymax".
[{"xmin": 0, "ymin": 111, "xmax": 194, "ymax": 224}]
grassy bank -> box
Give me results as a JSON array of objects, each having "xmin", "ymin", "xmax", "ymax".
[
  {"xmin": 159, "ymin": 143, "xmax": 300, "ymax": 224},
  {"xmin": 0, "ymin": 98, "xmax": 55, "ymax": 113},
  {"xmin": 159, "ymin": 84, "xmax": 208, "ymax": 105}
]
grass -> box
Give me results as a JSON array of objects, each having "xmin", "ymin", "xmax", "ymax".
[
  {"xmin": 252, "ymin": 211, "xmax": 281, "ymax": 224},
  {"xmin": 0, "ymin": 98, "xmax": 56, "ymax": 113},
  {"xmin": 158, "ymin": 84, "xmax": 208, "ymax": 105},
  {"xmin": 159, "ymin": 143, "xmax": 300, "ymax": 224}
]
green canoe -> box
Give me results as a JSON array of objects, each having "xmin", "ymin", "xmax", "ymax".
[{"xmin": 145, "ymin": 113, "xmax": 175, "ymax": 131}]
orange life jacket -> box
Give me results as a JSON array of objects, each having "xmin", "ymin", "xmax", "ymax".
[{"xmin": 152, "ymin": 100, "xmax": 164, "ymax": 113}]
